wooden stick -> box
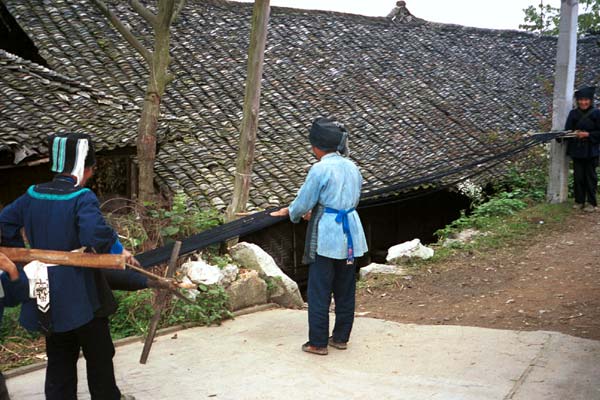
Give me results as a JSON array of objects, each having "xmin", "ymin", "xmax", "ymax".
[
  {"xmin": 125, "ymin": 262, "xmax": 169, "ymax": 281},
  {"xmin": 140, "ymin": 240, "xmax": 182, "ymax": 364},
  {"xmin": 126, "ymin": 262, "xmax": 194, "ymax": 306},
  {"xmin": 0, "ymin": 247, "xmax": 125, "ymax": 270}
]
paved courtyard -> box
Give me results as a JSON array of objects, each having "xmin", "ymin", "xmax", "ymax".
[{"xmin": 7, "ymin": 309, "xmax": 600, "ymax": 400}]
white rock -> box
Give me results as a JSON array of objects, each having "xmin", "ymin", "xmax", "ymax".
[
  {"xmin": 181, "ymin": 259, "xmax": 222, "ymax": 285},
  {"xmin": 220, "ymin": 264, "xmax": 239, "ymax": 287},
  {"xmin": 359, "ymin": 263, "xmax": 406, "ymax": 280},
  {"xmin": 386, "ymin": 239, "xmax": 434, "ymax": 264},
  {"xmin": 229, "ymin": 242, "xmax": 304, "ymax": 308}
]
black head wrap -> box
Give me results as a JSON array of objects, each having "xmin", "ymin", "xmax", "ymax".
[
  {"xmin": 308, "ymin": 117, "xmax": 349, "ymax": 156},
  {"xmin": 574, "ymin": 86, "xmax": 595, "ymax": 100},
  {"xmin": 48, "ymin": 132, "xmax": 96, "ymax": 184}
]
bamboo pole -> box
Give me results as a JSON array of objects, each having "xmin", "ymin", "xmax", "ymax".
[{"xmin": 0, "ymin": 247, "xmax": 125, "ymax": 269}]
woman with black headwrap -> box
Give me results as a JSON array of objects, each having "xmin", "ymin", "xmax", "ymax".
[
  {"xmin": 566, "ymin": 87, "xmax": 600, "ymax": 211},
  {"xmin": 271, "ymin": 117, "xmax": 368, "ymax": 355}
]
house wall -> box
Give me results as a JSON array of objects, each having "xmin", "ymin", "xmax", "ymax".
[{"xmin": 240, "ymin": 189, "xmax": 470, "ymax": 289}]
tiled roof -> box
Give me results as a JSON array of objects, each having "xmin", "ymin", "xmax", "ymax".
[
  {"xmin": 2, "ymin": 0, "xmax": 599, "ymax": 209},
  {"xmin": 0, "ymin": 49, "xmax": 190, "ymax": 163}
]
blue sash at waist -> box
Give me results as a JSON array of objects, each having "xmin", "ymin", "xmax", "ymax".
[{"xmin": 324, "ymin": 207, "xmax": 355, "ymax": 264}]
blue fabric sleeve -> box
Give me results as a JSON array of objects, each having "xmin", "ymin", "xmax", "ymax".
[
  {"xmin": 1, "ymin": 269, "xmax": 29, "ymax": 307},
  {"xmin": 0, "ymin": 195, "xmax": 27, "ymax": 248},
  {"xmin": 289, "ymin": 166, "xmax": 325, "ymax": 223},
  {"xmin": 109, "ymin": 239, "xmax": 124, "ymax": 255},
  {"xmin": 76, "ymin": 191, "xmax": 118, "ymax": 254}
]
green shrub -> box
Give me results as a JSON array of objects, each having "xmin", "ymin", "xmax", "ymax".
[
  {"xmin": 109, "ymin": 287, "xmax": 232, "ymax": 340},
  {"xmin": 106, "ymin": 192, "xmax": 222, "ymax": 253},
  {"xmin": 147, "ymin": 192, "xmax": 222, "ymax": 244},
  {"xmin": 471, "ymin": 196, "xmax": 527, "ymax": 218}
]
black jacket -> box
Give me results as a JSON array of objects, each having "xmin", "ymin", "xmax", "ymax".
[{"xmin": 565, "ymin": 107, "xmax": 600, "ymax": 159}]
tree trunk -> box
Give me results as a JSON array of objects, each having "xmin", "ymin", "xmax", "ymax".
[
  {"xmin": 136, "ymin": 0, "xmax": 175, "ymax": 203},
  {"xmin": 226, "ymin": 0, "xmax": 271, "ymax": 222},
  {"xmin": 137, "ymin": 89, "xmax": 160, "ymax": 202}
]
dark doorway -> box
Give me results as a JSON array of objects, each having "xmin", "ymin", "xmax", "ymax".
[{"xmin": 241, "ymin": 188, "xmax": 471, "ymax": 288}]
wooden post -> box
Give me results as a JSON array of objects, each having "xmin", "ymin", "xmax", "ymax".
[
  {"xmin": 139, "ymin": 240, "xmax": 182, "ymax": 364},
  {"xmin": 547, "ymin": 0, "xmax": 578, "ymax": 203},
  {"xmin": 225, "ymin": 0, "xmax": 271, "ymax": 223}
]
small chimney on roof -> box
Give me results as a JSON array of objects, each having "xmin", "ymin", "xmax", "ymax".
[{"xmin": 387, "ymin": 1, "xmax": 416, "ymax": 23}]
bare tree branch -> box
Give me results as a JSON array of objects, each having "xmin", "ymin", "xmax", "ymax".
[
  {"xmin": 170, "ymin": 0, "xmax": 186, "ymax": 25},
  {"xmin": 90, "ymin": 0, "xmax": 153, "ymax": 63},
  {"xmin": 130, "ymin": 0, "xmax": 158, "ymax": 28}
]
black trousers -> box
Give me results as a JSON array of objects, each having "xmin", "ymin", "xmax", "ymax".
[
  {"xmin": 44, "ymin": 317, "xmax": 121, "ymax": 400},
  {"xmin": 307, "ymin": 255, "xmax": 356, "ymax": 347},
  {"xmin": 573, "ymin": 157, "xmax": 599, "ymax": 206},
  {"xmin": 0, "ymin": 372, "xmax": 10, "ymax": 400}
]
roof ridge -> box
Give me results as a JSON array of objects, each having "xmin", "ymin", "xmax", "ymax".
[
  {"xmin": 193, "ymin": 0, "xmax": 568, "ymax": 39},
  {"xmin": 191, "ymin": 0, "xmax": 392, "ymax": 24}
]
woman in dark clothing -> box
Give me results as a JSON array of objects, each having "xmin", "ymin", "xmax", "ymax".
[{"xmin": 566, "ymin": 86, "xmax": 600, "ymax": 212}]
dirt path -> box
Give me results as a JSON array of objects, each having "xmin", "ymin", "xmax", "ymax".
[{"xmin": 356, "ymin": 209, "xmax": 600, "ymax": 340}]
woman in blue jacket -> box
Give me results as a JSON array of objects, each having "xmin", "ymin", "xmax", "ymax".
[
  {"xmin": 0, "ymin": 133, "xmax": 144, "ymax": 400},
  {"xmin": 272, "ymin": 117, "xmax": 368, "ymax": 355}
]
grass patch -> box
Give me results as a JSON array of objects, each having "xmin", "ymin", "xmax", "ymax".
[
  {"xmin": 0, "ymin": 306, "xmax": 44, "ymax": 370},
  {"xmin": 423, "ymin": 201, "xmax": 571, "ymax": 266}
]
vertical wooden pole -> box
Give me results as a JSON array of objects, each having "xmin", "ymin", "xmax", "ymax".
[
  {"xmin": 139, "ymin": 240, "xmax": 182, "ymax": 364},
  {"xmin": 547, "ymin": 0, "xmax": 578, "ymax": 203},
  {"xmin": 226, "ymin": 0, "xmax": 271, "ymax": 223}
]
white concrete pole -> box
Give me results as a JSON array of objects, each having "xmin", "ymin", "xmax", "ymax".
[{"xmin": 547, "ymin": 0, "xmax": 579, "ymax": 203}]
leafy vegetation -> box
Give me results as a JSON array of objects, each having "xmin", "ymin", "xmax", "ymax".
[
  {"xmin": 105, "ymin": 192, "xmax": 231, "ymax": 340},
  {"xmin": 110, "ymin": 286, "xmax": 232, "ymax": 340},
  {"xmin": 104, "ymin": 192, "xmax": 222, "ymax": 252},
  {"xmin": 426, "ymin": 149, "xmax": 576, "ymax": 265},
  {"xmin": 520, "ymin": 0, "xmax": 600, "ymax": 36}
]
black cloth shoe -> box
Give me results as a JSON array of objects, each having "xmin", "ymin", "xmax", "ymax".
[
  {"xmin": 328, "ymin": 337, "xmax": 348, "ymax": 350},
  {"xmin": 302, "ymin": 342, "xmax": 328, "ymax": 355}
]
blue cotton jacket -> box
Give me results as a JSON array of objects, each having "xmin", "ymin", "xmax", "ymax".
[
  {"xmin": 0, "ymin": 269, "xmax": 29, "ymax": 330},
  {"xmin": 289, "ymin": 153, "xmax": 368, "ymax": 260},
  {"xmin": 0, "ymin": 176, "xmax": 146, "ymax": 333}
]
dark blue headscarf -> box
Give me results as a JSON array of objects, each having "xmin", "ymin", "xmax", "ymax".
[{"xmin": 308, "ymin": 117, "xmax": 349, "ymax": 157}]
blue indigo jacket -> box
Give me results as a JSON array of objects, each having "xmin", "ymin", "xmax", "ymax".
[
  {"xmin": 0, "ymin": 269, "xmax": 29, "ymax": 329},
  {"xmin": 0, "ymin": 175, "xmax": 146, "ymax": 333},
  {"xmin": 289, "ymin": 153, "xmax": 368, "ymax": 260}
]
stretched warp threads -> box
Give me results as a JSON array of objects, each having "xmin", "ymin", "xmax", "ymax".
[{"xmin": 136, "ymin": 130, "xmax": 566, "ymax": 269}]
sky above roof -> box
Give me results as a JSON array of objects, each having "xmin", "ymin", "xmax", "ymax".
[{"xmin": 235, "ymin": 0, "xmax": 563, "ymax": 30}]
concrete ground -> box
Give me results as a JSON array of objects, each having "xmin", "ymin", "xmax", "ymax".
[{"xmin": 6, "ymin": 309, "xmax": 600, "ymax": 400}]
